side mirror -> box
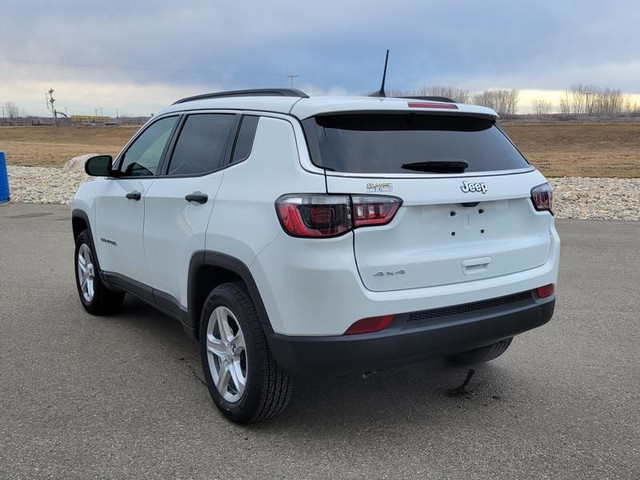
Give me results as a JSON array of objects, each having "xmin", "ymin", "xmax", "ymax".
[{"xmin": 85, "ymin": 155, "xmax": 115, "ymax": 177}]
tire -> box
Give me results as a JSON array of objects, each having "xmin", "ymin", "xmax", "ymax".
[
  {"xmin": 200, "ymin": 282, "xmax": 292, "ymax": 424},
  {"xmin": 74, "ymin": 230, "xmax": 124, "ymax": 315},
  {"xmin": 445, "ymin": 337, "xmax": 513, "ymax": 366}
]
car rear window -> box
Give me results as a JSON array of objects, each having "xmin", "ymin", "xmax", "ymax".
[{"xmin": 302, "ymin": 114, "xmax": 530, "ymax": 174}]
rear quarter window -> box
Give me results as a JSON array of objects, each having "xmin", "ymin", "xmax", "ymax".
[{"xmin": 302, "ymin": 114, "xmax": 530, "ymax": 174}]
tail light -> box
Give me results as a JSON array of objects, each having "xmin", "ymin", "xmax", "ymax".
[
  {"xmin": 531, "ymin": 183, "xmax": 553, "ymax": 213},
  {"xmin": 276, "ymin": 194, "xmax": 402, "ymax": 238},
  {"xmin": 352, "ymin": 195, "xmax": 402, "ymax": 227}
]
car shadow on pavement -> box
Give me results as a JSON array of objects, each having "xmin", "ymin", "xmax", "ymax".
[{"xmin": 92, "ymin": 296, "xmax": 546, "ymax": 434}]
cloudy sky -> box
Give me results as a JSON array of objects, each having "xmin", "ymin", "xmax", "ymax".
[{"xmin": 1, "ymin": 0, "xmax": 639, "ymax": 117}]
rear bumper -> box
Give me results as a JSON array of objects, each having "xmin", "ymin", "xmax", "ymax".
[{"xmin": 266, "ymin": 293, "xmax": 555, "ymax": 378}]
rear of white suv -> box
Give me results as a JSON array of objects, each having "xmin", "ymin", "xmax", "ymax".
[
  {"xmin": 72, "ymin": 90, "xmax": 558, "ymax": 424},
  {"xmin": 253, "ymin": 99, "xmax": 558, "ymax": 378}
]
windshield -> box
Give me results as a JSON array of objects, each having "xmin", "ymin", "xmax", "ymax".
[{"xmin": 302, "ymin": 114, "xmax": 530, "ymax": 174}]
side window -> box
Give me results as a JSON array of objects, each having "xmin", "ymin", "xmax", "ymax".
[
  {"xmin": 119, "ymin": 116, "xmax": 178, "ymax": 176},
  {"xmin": 231, "ymin": 115, "xmax": 259, "ymax": 163},
  {"xmin": 167, "ymin": 114, "xmax": 237, "ymax": 176}
]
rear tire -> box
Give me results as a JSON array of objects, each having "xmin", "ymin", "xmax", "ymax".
[
  {"xmin": 200, "ymin": 282, "xmax": 292, "ymax": 424},
  {"xmin": 74, "ymin": 230, "xmax": 124, "ymax": 315},
  {"xmin": 445, "ymin": 337, "xmax": 513, "ymax": 366}
]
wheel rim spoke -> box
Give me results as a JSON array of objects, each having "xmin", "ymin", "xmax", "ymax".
[
  {"xmin": 229, "ymin": 358, "xmax": 246, "ymax": 390},
  {"xmin": 206, "ymin": 334, "xmax": 226, "ymax": 359},
  {"xmin": 218, "ymin": 313, "xmax": 234, "ymax": 343},
  {"xmin": 216, "ymin": 361, "xmax": 231, "ymax": 393}
]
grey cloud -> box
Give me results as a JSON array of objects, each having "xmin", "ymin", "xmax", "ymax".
[{"xmin": 1, "ymin": 0, "xmax": 639, "ymax": 115}]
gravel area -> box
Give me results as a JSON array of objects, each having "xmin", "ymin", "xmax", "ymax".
[{"xmin": 3, "ymin": 166, "xmax": 639, "ymax": 221}]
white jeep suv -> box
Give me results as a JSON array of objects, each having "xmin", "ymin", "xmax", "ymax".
[{"xmin": 72, "ymin": 89, "xmax": 559, "ymax": 423}]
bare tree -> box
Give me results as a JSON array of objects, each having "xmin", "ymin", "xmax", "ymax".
[
  {"xmin": 472, "ymin": 90, "xmax": 519, "ymax": 116},
  {"xmin": 560, "ymin": 84, "xmax": 594, "ymax": 115},
  {"xmin": 414, "ymin": 86, "xmax": 470, "ymax": 103},
  {"xmin": 389, "ymin": 86, "xmax": 470, "ymax": 103},
  {"xmin": 560, "ymin": 85, "xmax": 627, "ymax": 117},
  {"xmin": 3, "ymin": 101, "xmax": 19, "ymax": 118},
  {"xmin": 531, "ymin": 98, "xmax": 552, "ymax": 115},
  {"xmin": 594, "ymin": 88, "xmax": 624, "ymax": 116}
]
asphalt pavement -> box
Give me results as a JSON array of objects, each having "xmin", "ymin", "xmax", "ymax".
[{"xmin": 0, "ymin": 203, "xmax": 638, "ymax": 479}]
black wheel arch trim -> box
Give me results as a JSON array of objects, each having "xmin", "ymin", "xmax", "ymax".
[
  {"xmin": 188, "ymin": 251, "xmax": 273, "ymax": 337},
  {"xmin": 71, "ymin": 209, "xmax": 104, "ymax": 275},
  {"xmin": 71, "ymin": 209, "xmax": 93, "ymax": 241}
]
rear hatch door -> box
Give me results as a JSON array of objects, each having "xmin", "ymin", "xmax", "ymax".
[{"xmin": 303, "ymin": 112, "xmax": 554, "ymax": 292}]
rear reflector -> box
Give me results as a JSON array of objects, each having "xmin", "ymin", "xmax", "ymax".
[
  {"xmin": 407, "ymin": 102, "xmax": 458, "ymax": 110},
  {"xmin": 344, "ymin": 315, "xmax": 395, "ymax": 335},
  {"xmin": 537, "ymin": 284, "xmax": 555, "ymax": 298}
]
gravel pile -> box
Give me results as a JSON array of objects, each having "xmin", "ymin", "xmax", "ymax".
[
  {"xmin": 549, "ymin": 177, "xmax": 639, "ymax": 221},
  {"xmin": 6, "ymin": 166, "xmax": 91, "ymax": 205},
  {"xmin": 3, "ymin": 166, "xmax": 639, "ymax": 221}
]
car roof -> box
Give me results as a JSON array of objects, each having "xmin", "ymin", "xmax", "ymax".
[{"xmin": 157, "ymin": 90, "xmax": 499, "ymax": 120}]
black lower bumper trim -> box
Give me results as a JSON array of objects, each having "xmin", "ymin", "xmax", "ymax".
[{"xmin": 265, "ymin": 296, "xmax": 555, "ymax": 378}]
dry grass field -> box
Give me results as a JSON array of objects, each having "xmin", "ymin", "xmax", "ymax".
[
  {"xmin": 0, "ymin": 123, "xmax": 639, "ymax": 177},
  {"xmin": 0, "ymin": 126, "xmax": 139, "ymax": 167},
  {"xmin": 503, "ymin": 123, "xmax": 640, "ymax": 178}
]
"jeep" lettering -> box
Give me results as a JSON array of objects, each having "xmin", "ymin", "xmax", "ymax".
[{"xmin": 460, "ymin": 181, "xmax": 488, "ymax": 194}]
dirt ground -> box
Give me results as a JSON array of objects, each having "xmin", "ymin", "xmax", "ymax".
[
  {"xmin": 1, "ymin": 123, "xmax": 639, "ymax": 177},
  {"xmin": 502, "ymin": 122, "xmax": 640, "ymax": 178},
  {"xmin": 0, "ymin": 126, "xmax": 138, "ymax": 168}
]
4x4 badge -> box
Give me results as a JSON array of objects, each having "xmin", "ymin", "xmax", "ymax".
[{"xmin": 461, "ymin": 181, "xmax": 488, "ymax": 194}]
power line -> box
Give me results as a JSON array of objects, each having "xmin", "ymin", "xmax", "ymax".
[{"xmin": 1, "ymin": 58, "xmax": 289, "ymax": 79}]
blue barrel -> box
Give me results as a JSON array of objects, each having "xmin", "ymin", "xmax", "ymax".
[{"xmin": 0, "ymin": 151, "xmax": 10, "ymax": 203}]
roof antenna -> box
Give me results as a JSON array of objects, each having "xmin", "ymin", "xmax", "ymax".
[{"xmin": 369, "ymin": 49, "xmax": 389, "ymax": 98}]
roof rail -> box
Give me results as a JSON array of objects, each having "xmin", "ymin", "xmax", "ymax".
[
  {"xmin": 173, "ymin": 88, "xmax": 309, "ymax": 105},
  {"xmin": 399, "ymin": 96, "xmax": 457, "ymax": 103}
]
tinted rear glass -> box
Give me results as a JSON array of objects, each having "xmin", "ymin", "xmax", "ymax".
[
  {"xmin": 231, "ymin": 115, "xmax": 259, "ymax": 163},
  {"xmin": 302, "ymin": 114, "xmax": 530, "ymax": 174},
  {"xmin": 167, "ymin": 113, "xmax": 236, "ymax": 176}
]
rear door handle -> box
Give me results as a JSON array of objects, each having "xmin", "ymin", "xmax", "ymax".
[
  {"xmin": 125, "ymin": 191, "xmax": 141, "ymax": 201},
  {"xmin": 185, "ymin": 192, "xmax": 208, "ymax": 204}
]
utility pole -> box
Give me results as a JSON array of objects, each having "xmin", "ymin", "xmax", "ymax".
[
  {"xmin": 46, "ymin": 88, "xmax": 57, "ymax": 125},
  {"xmin": 287, "ymin": 74, "xmax": 299, "ymax": 88}
]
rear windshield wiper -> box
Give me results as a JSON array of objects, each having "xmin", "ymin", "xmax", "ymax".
[{"xmin": 401, "ymin": 160, "xmax": 469, "ymax": 173}]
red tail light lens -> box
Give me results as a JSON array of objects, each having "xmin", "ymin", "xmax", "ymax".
[
  {"xmin": 536, "ymin": 284, "xmax": 555, "ymax": 298},
  {"xmin": 531, "ymin": 183, "xmax": 553, "ymax": 213},
  {"xmin": 352, "ymin": 196, "xmax": 402, "ymax": 227},
  {"xmin": 276, "ymin": 195, "xmax": 351, "ymax": 238},
  {"xmin": 344, "ymin": 315, "xmax": 395, "ymax": 335},
  {"xmin": 276, "ymin": 194, "xmax": 402, "ymax": 238}
]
